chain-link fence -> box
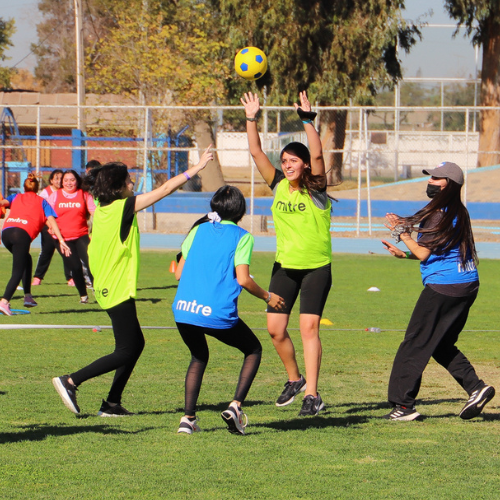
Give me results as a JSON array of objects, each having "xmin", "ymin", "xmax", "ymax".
[{"xmin": 1, "ymin": 102, "xmax": 497, "ymax": 197}]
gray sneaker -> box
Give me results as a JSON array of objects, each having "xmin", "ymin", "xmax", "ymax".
[
  {"xmin": 276, "ymin": 375, "xmax": 306, "ymax": 406},
  {"xmin": 298, "ymin": 393, "xmax": 325, "ymax": 416}
]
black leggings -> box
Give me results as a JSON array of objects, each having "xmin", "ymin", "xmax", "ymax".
[
  {"xmin": 2, "ymin": 227, "xmax": 32, "ymax": 301},
  {"xmin": 56, "ymin": 235, "xmax": 93, "ymax": 297},
  {"xmin": 34, "ymin": 226, "xmax": 71, "ymax": 281},
  {"xmin": 70, "ymin": 298, "xmax": 145, "ymax": 404},
  {"xmin": 177, "ymin": 319, "xmax": 262, "ymax": 416}
]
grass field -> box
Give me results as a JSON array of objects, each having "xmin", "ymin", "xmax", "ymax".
[{"xmin": 1, "ymin": 250, "xmax": 500, "ymax": 499}]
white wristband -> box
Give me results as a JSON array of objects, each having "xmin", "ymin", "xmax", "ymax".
[{"xmin": 264, "ymin": 292, "xmax": 272, "ymax": 304}]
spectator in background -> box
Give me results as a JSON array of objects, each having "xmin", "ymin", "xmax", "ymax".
[
  {"xmin": 32, "ymin": 169, "xmax": 72, "ymax": 287},
  {"xmin": 47, "ymin": 170, "xmax": 95, "ymax": 303},
  {"xmin": 0, "ymin": 173, "xmax": 70, "ymax": 316}
]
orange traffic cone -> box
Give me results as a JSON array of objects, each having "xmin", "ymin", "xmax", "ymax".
[{"xmin": 169, "ymin": 260, "xmax": 177, "ymax": 273}]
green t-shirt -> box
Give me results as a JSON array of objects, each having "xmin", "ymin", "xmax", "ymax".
[
  {"xmin": 88, "ymin": 197, "xmax": 140, "ymax": 309},
  {"xmin": 271, "ymin": 178, "xmax": 332, "ymax": 269},
  {"xmin": 182, "ymin": 220, "xmax": 254, "ymax": 266}
]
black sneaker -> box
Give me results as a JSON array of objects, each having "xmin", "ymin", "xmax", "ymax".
[
  {"xmin": 221, "ymin": 402, "xmax": 248, "ymax": 435},
  {"xmin": 275, "ymin": 375, "xmax": 306, "ymax": 406},
  {"xmin": 459, "ymin": 385, "xmax": 495, "ymax": 420},
  {"xmin": 298, "ymin": 393, "xmax": 325, "ymax": 416},
  {"xmin": 52, "ymin": 375, "xmax": 80, "ymax": 414},
  {"xmin": 383, "ymin": 405, "xmax": 420, "ymax": 421},
  {"xmin": 97, "ymin": 400, "xmax": 135, "ymax": 417}
]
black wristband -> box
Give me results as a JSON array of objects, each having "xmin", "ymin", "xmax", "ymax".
[{"xmin": 296, "ymin": 107, "xmax": 317, "ymax": 122}]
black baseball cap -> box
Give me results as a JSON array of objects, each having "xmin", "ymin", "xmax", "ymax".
[{"xmin": 422, "ymin": 162, "xmax": 464, "ymax": 186}]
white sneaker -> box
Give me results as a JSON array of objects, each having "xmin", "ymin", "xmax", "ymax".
[
  {"xmin": 221, "ymin": 402, "xmax": 248, "ymax": 435},
  {"xmin": 177, "ymin": 416, "xmax": 201, "ymax": 434}
]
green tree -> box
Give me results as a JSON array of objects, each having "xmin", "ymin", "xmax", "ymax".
[
  {"xmin": 33, "ymin": 0, "xmax": 115, "ymax": 92},
  {"xmin": 213, "ymin": 0, "xmax": 420, "ymax": 183},
  {"xmin": 0, "ymin": 17, "xmax": 15, "ymax": 89},
  {"xmin": 33, "ymin": 0, "xmax": 227, "ymax": 190},
  {"xmin": 85, "ymin": 2, "xmax": 229, "ymax": 190},
  {"xmin": 444, "ymin": 0, "xmax": 500, "ymax": 167}
]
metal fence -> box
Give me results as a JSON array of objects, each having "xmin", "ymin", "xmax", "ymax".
[{"xmin": 1, "ymin": 102, "xmax": 497, "ymax": 196}]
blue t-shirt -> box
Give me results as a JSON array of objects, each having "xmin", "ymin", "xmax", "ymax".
[
  {"xmin": 172, "ymin": 221, "xmax": 253, "ymax": 329},
  {"xmin": 419, "ymin": 214, "xmax": 478, "ymax": 286},
  {"xmin": 6, "ymin": 194, "xmax": 57, "ymax": 219}
]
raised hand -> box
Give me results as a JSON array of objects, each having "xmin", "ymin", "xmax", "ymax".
[
  {"xmin": 294, "ymin": 91, "xmax": 311, "ymax": 112},
  {"xmin": 384, "ymin": 212, "xmax": 402, "ymax": 231},
  {"xmin": 241, "ymin": 92, "xmax": 260, "ymax": 119},
  {"xmin": 197, "ymin": 145, "xmax": 213, "ymax": 170}
]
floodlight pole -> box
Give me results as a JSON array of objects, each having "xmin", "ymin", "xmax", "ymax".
[{"xmin": 74, "ymin": 0, "xmax": 85, "ymax": 132}]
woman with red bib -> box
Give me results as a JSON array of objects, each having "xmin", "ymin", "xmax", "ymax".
[
  {"xmin": 0, "ymin": 173, "xmax": 70, "ymax": 316},
  {"xmin": 32, "ymin": 169, "xmax": 72, "ymax": 286},
  {"xmin": 47, "ymin": 169, "xmax": 95, "ymax": 303}
]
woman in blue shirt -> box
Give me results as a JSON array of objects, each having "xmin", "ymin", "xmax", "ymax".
[
  {"xmin": 381, "ymin": 162, "xmax": 494, "ymax": 421},
  {"xmin": 173, "ymin": 186, "xmax": 284, "ymax": 435}
]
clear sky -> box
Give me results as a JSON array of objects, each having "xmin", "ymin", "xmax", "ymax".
[{"xmin": 2, "ymin": 0, "xmax": 480, "ymax": 79}]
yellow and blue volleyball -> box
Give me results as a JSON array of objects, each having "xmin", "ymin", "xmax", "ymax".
[{"xmin": 234, "ymin": 47, "xmax": 268, "ymax": 81}]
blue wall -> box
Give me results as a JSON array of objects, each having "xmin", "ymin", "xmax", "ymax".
[{"xmin": 148, "ymin": 193, "xmax": 500, "ymax": 220}]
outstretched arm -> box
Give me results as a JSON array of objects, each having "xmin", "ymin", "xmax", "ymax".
[
  {"xmin": 294, "ymin": 91, "xmax": 325, "ymax": 181},
  {"xmin": 134, "ymin": 146, "xmax": 213, "ymax": 213},
  {"xmin": 241, "ymin": 93, "xmax": 276, "ymax": 186}
]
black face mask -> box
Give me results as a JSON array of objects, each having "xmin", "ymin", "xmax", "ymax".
[{"xmin": 426, "ymin": 184, "xmax": 442, "ymax": 199}]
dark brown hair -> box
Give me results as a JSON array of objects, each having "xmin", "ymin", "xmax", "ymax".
[
  {"xmin": 61, "ymin": 170, "xmax": 83, "ymax": 191},
  {"xmin": 24, "ymin": 173, "xmax": 39, "ymax": 193},
  {"xmin": 398, "ymin": 180, "xmax": 477, "ymax": 265},
  {"xmin": 280, "ymin": 142, "xmax": 326, "ymax": 192},
  {"xmin": 84, "ymin": 162, "xmax": 129, "ymax": 204}
]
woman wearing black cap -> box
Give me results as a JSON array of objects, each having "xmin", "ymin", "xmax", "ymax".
[{"xmin": 381, "ymin": 161, "xmax": 495, "ymax": 421}]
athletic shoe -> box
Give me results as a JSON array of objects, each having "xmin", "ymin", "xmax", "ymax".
[
  {"xmin": 80, "ymin": 296, "xmax": 89, "ymax": 304},
  {"xmin": 298, "ymin": 393, "xmax": 325, "ymax": 416},
  {"xmin": 221, "ymin": 402, "xmax": 248, "ymax": 435},
  {"xmin": 52, "ymin": 375, "xmax": 80, "ymax": 414},
  {"xmin": 98, "ymin": 400, "xmax": 135, "ymax": 417},
  {"xmin": 67, "ymin": 279, "xmax": 76, "ymax": 287},
  {"xmin": 275, "ymin": 374, "xmax": 307, "ymax": 406},
  {"xmin": 0, "ymin": 301, "xmax": 12, "ymax": 316},
  {"xmin": 24, "ymin": 294, "xmax": 38, "ymax": 307},
  {"xmin": 32, "ymin": 277, "xmax": 42, "ymax": 286},
  {"xmin": 177, "ymin": 416, "xmax": 201, "ymax": 434},
  {"xmin": 383, "ymin": 405, "xmax": 421, "ymax": 421},
  {"xmin": 459, "ymin": 385, "xmax": 495, "ymax": 420}
]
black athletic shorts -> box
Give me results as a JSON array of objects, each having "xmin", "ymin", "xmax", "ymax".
[{"xmin": 267, "ymin": 262, "xmax": 332, "ymax": 316}]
